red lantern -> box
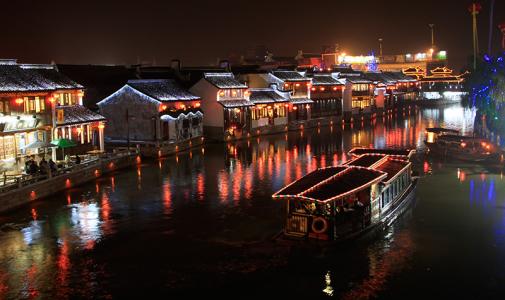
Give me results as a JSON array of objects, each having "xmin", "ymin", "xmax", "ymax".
[{"xmin": 15, "ymin": 98, "xmax": 23, "ymax": 105}]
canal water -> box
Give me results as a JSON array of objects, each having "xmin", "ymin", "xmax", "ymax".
[{"xmin": 0, "ymin": 105, "xmax": 504, "ymax": 299}]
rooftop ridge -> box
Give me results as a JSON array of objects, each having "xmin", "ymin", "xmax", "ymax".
[
  {"xmin": 204, "ymin": 72, "xmax": 234, "ymax": 77},
  {"xmin": 19, "ymin": 64, "xmax": 55, "ymax": 70},
  {"xmin": 0, "ymin": 59, "xmax": 17, "ymax": 65}
]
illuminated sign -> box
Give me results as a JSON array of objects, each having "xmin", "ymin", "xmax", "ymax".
[
  {"xmin": 1, "ymin": 116, "xmax": 39, "ymax": 132},
  {"xmin": 337, "ymin": 55, "xmax": 375, "ymax": 65}
]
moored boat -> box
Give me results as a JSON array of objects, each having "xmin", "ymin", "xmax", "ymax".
[
  {"xmin": 424, "ymin": 128, "xmax": 503, "ymax": 163},
  {"xmin": 272, "ymin": 148, "xmax": 417, "ymax": 242}
]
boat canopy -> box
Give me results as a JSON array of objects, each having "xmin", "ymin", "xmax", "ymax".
[
  {"xmin": 425, "ymin": 127, "xmax": 459, "ymax": 134},
  {"xmin": 273, "ymin": 153, "xmax": 412, "ymax": 203},
  {"xmin": 348, "ymin": 147, "xmax": 415, "ymax": 158}
]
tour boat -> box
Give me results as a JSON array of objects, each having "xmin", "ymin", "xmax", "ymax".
[
  {"xmin": 272, "ymin": 148, "xmax": 417, "ymax": 242},
  {"xmin": 424, "ymin": 128, "xmax": 503, "ymax": 163}
]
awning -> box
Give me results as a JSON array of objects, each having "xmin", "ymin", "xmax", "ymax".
[
  {"xmin": 218, "ymin": 99, "xmax": 255, "ymax": 108},
  {"xmin": 290, "ymin": 98, "xmax": 314, "ymax": 105},
  {"xmin": 22, "ymin": 140, "xmax": 54, "ymax": 149}
]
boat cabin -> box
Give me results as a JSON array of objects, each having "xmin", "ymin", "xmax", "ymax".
[
  {"xmin": 425, "ymin": 127, "xmax": 459, "ymax": 144},
  {"xmin": 273, "ymin": 152, "xmax": 414, "ymax": 240}
]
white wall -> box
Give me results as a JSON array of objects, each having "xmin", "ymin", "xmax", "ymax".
[
  {"xmin": 343, "ymin": 81, "xmax": 353, "ymax": 113},
  {"xmin": 190, "ymin": 80, "xmax": 224, "ymax": 128}
]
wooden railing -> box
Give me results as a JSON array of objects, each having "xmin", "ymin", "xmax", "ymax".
[{"xmin": 0, "ymin": 149, "xmax": 133, "ymax": 194}]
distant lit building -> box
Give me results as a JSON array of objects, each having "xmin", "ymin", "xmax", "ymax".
[
  {"xmin": 419, "ymin": 67, "xmax": 466, "ymax": 101},
  {"xmin": 378, "ymin": 50, "xmax": 448, "ymax": 75}
]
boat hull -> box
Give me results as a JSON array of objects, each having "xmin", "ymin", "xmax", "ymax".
[{"xmin": 425, "ymin": 141, "xmax": 502, "ymax": 163}]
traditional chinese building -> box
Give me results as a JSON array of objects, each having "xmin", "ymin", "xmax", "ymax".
[
  {"xmin": 402, "ymin": 67, "xmax": 425, "ymax": 80},
  {"xmin": 365, "ymin": 71, "xmax": 419, "ymax": 108},
  {"xmin": 419, "ymin": 67, "xmax": 465, "ymax": 101},
  {"xmin": 97, "ymin": 79, "xmax": 202, "ymax": 146},
  {"xmin": 242, "ymin": 70, "xmax": 314, "ymax": 127},
  {"xmin": 309, "ymin": 74, "xmax": 345, "ymax": 119},
  {"xmin": 335, "ymin": 68, "xmax": 375, "ymax": 120},
  {"xmin": 247, "ymin": 88, "xmax": 289, "ymax": 133},
  {"xmin": 190, "ymin": 73, "xmax": 252, "ymax": 140},
  {"xmin": 0, "ymin": 59, "xmax": 105, "ymax": 162}
]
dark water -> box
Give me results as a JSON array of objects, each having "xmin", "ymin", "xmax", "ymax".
[{"xmin": 1, "ymin": 105, "xmax": 504, "ymax": 299}]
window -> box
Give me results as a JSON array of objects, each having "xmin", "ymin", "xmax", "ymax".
[
  {"xmin": 57, "ymin": 93, "xmax": 76, "ymax": 106},
  {"xmin": 277, "ymin": 106, "xmax": 286, "ymax": 117},
  {"xmin": 218, "ymin": 89, "xmax": 243, "ymax": 100},
  {"xmin": 0, "ymin": 100, "xmax": 10, "ymax": 114},
  {"xmin": 352, "ymin": 84, "xmax": 369, "ymax": 92}
]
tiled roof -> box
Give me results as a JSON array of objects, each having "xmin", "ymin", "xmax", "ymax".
[
  {"xmin": 271, "ymin": 71, "xmax": 309, "ymax": 82},
  {"xmin": 290, "ymin": 98, "xmax": 314, "ymax": 104},
  {"xmin": 364, "ymin": 72, "xmax": 397, "ymax": 85},
  {"xmin": 345, "ymin": 76, "xmax": 372, "ymax": 84},
  {"xmin": 204, "ymin": 73, "xmax": 247, "ymax": 89},
  {"xmin": 383, "ymin": 72, "xmax": 417, "ymax": 82},
  {"xmin": 127, "ymin": 79, "xmax": 200, "ymax": 101},
  {"xmin": 56, "ymin": 105, "xmax": 106, "ymax": 126},
  {"xmin": 374, "ymin": 158, "xmax": 410, "ymax": 182},
  {"xmin": 311, "ymin": 75, "xmax": 344, "ymax": 86},
  {"xmin": 299, "ymin": 167, "xmax": 387, "ymax": 202},
  {"xmin": 248, "ymin": 89, "xmax": 288, "ymax": 104},
  {"xmin": 218, "ymin": 99, "xmax": 254, "ymax": 108},
  {"xmin": 0, "ymin": 62, "xmax": 83, "ymax": 92},
  {"xmin": 274, "ymin": 167, "xmax": 347, "ymax": 196},
  {"xmin": 345, "ymin": 154, "xmax": 386, "ymax": 168}
]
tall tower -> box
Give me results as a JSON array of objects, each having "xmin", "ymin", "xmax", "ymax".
[
  {"xmin": 468, "ymin": 3, "xmax": 482, "ymax": 70},
  {"xmin": 488, "ymin": 0, "xmax": 495, "ymax": 54},
  {"xmin": 499, "ymin": 22, "xmax": 505, "ymax": 50},
  {"xmin": 428, "ymin": 24, "xmax": 435, "ymax": 49}
]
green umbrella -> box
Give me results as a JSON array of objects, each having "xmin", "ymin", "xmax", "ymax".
[{"xmin": 51, "ymin": 138, "xmax": 77, "ymax": 160}]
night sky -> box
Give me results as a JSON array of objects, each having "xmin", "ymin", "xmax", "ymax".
[{"xmin": 2, "ymin": 0, "xmax": 505, "ymax": 70}]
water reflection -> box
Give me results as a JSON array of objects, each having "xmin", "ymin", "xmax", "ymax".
[{"xmin": 0, "ymin": 105, "xmax": 503, "ymax": 298}]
